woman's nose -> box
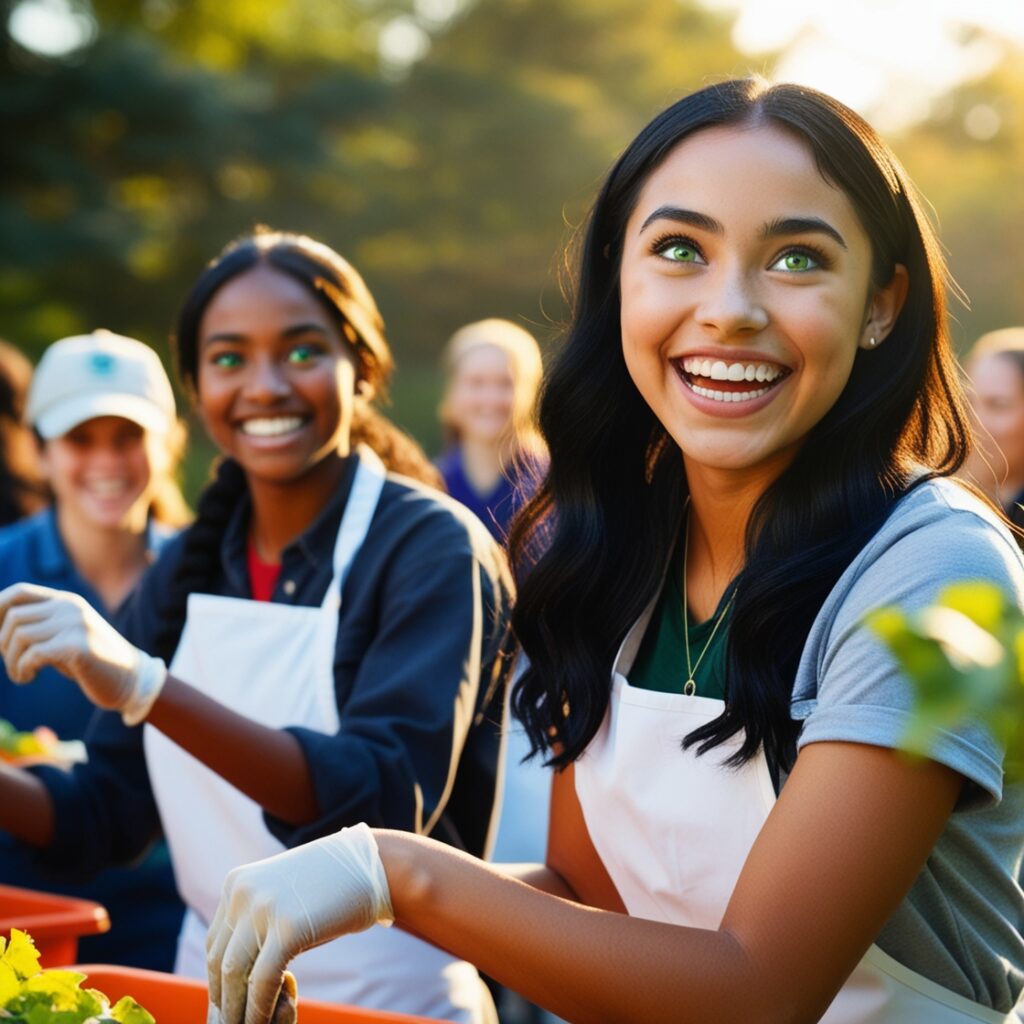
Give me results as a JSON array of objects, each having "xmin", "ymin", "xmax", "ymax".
[
  {"xmin": 694, "ymin": 265, "xmax": 769, "ymax": 338},
  {"xmin": 242, "ymin": 356, "xmax": 291, "ymax": 401}
]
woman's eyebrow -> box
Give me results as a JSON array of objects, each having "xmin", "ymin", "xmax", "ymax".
[
  {"xmin": 282, "ymin": 322, "xmax": 331, "ymax": 338},
  {"xmin": 760, "ymin": 216, "xmax": 847, "ymax": 250},
  {"xmin": 639, "ymin": 206, "xmax": 723, "ymax": 234},
  {"xmin": 200, "ymin": 323, "xmax": 330, "ymax": 346},
  {"xmin": 200, "ymin": 331, "xmax": 245, "ymax": 347}
]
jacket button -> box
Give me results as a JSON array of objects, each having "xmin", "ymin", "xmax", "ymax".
[{"xmin": 283, "ymin": 579, "xmax": 296, "ymax": 596}]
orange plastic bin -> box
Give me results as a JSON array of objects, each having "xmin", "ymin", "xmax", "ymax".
[
  {"xmin": 0, "ymin": 883, "xmax": 109, "ymax": 967},
  {"xmin": 75, "ymin": 965, "xmax": 444, "ymax": 1023}
]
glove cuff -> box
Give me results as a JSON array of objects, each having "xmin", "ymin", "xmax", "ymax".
[
  {"xmin": 325, "ymin": 823, "xmax": 395, "ymax": 929},
  {"xmin": 360, "ymin": 824, "xmax": 396, "ymax": 927},
  {"xmin": 120, "ymin": 651, "xmax": 168, "ymax": 727}
]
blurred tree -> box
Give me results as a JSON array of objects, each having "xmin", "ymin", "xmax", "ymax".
[
  {"xmin": 1, "ymin": 0, "xmax": 1021, "ymax": 487},
  {"xmin": 363, "ymin": 0, "xmax": 741, "ymax": 345},
  {"xmin": 0, "ymin": 0, "xmax": 742, "ymax": 468},
  {"xmin": 0, "ymin": 3, "xmax": 389, "ymax": 358},
  {"xmin": 895, "ymin": 51, "xmax": 1024, "ymax": 350}
]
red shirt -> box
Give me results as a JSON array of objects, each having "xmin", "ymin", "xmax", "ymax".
[{"xmin": 246, "ymin": 541, "xmax": 281, "ymax": 602}]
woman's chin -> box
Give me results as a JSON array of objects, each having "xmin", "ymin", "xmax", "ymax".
[
  {"xmin": 462, "ymin": 425, "xmax": 510, "ymax": 447},
  {"xmin": 77, "ymin": 497, "xmax": 151, "ymax": 533}
]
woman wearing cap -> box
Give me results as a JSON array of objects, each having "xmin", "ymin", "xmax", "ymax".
[
  {"xmin": 0, "ymin": 232, "xmax": 513, "ymax": 1023},
  {"xmin": 0, "ymin": 329, "xmax": 188, "ymax": 969}
]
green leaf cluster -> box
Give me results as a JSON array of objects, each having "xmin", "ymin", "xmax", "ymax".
[
  {"xmin": 0, "ymin": 719, "xmax": 44, "ymax": 757},
  {"xmin": 866, "ymin": 582, "xmax": 1024, "ymax": 777},
  {"xmin": 0, "ymin": 930, "xmax": 154, "ymax": 1024}
]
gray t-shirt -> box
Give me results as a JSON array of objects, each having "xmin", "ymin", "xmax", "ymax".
[{"xmin": 792, "ymin": 478, "xmax": 1024, "ymax": 1012}]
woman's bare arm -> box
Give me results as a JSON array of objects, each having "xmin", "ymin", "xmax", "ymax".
[
  {"xmin": 0, "ymin": 762, "xmax": 55, "ymax": 845},
  {"xmin": 0, "ymin": 679, "xmax": 316, "ymax": 845},
  {"xmin": 377, "ymin": 741, "xmax": 961, "ymax": 1024},
  {"xmin": 147, "ymin": 676, "xmax": 318, "ymax": 825}
]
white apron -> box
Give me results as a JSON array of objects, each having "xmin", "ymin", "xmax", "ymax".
[
  {"xmin": 144, "ymin": 448, "xmax": 489, "ymax": 1022},
  {"xmin": 574, "ymin": 599, "xmax": 1017, "ymax": 1023}
]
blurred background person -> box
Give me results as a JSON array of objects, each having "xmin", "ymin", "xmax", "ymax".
[
  {"xmin": 436, "ymin": 319, "xmax": 557, "ymax": 1024},
  {"xmin": 437, "ymin": 318, "xmax": 546, "ymax": 543},
  {"xmin": 963, "ymin": 328, "xmax": 1024, "ymax": 534},
  {"xmin": 0, "ymin": 329, "xmax": 188, "ymax": 969},
  {"xmin": 0, "ymin": 340, "xmax": 47, "ymax": 525}
]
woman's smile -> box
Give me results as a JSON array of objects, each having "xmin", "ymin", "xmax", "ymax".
[
  {"xmin": 672, "ymin": 351, "xmax": 792, "ymax": 416},
  {"xmin": 236, "ymin": 414, "xmax": 312, "ymax": 441}
]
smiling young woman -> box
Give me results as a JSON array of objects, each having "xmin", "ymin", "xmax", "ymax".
[
  {"xmin": 203, "ymin": 83, "xmax": 1022, "ymax": 1024},
  {"xmin": 0, "ymin": 232, "xmax": 513, "ymax": 1023},
  {"xmin": 0, "ymin": 331, "xmax": 188, "ymax": 971}
]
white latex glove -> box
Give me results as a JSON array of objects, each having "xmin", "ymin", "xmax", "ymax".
[
  {"xmin": 0, "ymin": 582, "xmax": 167, "ymax": 726},
  {"xmin": 206, "ymin": 822, "xmax": 394, "ymax": 1024}
]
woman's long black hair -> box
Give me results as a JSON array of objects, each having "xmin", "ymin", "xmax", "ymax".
[
  {"xmin": 508, "ymin": 78, "xmax": 970, "ymax": 773},
  {"xmin": 152, "ymin": 228, "xmax": 441, "ymax": 663}
]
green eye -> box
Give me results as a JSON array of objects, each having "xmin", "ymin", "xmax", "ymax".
[
  {"xmin": 288, "ymin": 344, "xmax": 320, "ymax": 364},
  {"xmin": 212, "ymin": 352, "xmax": 243, "ymax": 368},
  {"xmin": 663, "ymin": 244, "xmax": 699, "ymax": 263},
  {"xmin": 773, "ymin": 251, "xmax": 819, "ymax": 272}
]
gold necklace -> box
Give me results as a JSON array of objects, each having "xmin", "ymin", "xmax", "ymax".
[{"xmin": 681, "ymin": 507, "xmax": 736, "ymax": 696}]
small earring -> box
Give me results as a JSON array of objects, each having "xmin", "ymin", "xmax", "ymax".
[{"xmin": 866, "ymin": 336, "xmax": 878, "ymax": 349}]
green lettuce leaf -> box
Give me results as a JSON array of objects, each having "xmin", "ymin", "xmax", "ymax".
[
  {"xmin": 110, "ymin": 996, "xmax": 156, "ymax": 1024},
  {"xmin": 0, "ymin": 931, "xmax": 154, "ymax": 1024}
]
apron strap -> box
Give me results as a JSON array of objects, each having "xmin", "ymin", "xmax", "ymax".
[{"xmin": 322, "ymin": 445, "xmax": 388, "ymax": 611}]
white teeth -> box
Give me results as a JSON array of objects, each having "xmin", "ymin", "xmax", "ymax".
[
  {"xmin": 241, "ymin": 416, "xmax": 305, "ymax": 437},
  {"xmin": 681, "ymin": 357, "xmax": 784, "ymax": 384},
  {"xmin": 689, "ymin": 382, "xmax": 771, "ymax": 403},
  {"xmin": 86, "ymin": 479, "xmax": 129, "ymax": 497}
]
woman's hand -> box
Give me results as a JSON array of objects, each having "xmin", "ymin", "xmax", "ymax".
[
  {"xmin": 206, "ymin": 822, "xmax": 394, "ymax": 1024},
  {"xmin": 0, "ymin": 582, "xmax": 166, "ymax": 724}
]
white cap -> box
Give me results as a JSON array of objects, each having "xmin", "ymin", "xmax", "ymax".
[{"xmin": 27, "ymin": 330, "xmax": 176, "ymax": 440}]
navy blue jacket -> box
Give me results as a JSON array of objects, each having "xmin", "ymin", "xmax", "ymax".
[
  {"xmin": 0, "ymin": 508, "xmax": 183, "ymax": 970},
  {"xmin": 30, "ymin": 453, "xmax": 514, "ymax": 882}
]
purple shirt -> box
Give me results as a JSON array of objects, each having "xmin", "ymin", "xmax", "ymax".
[{"xmin": 436, "ymin": 448, "xmax": 529, "ymax": 543}]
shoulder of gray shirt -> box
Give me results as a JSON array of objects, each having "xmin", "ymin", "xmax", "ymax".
[{"xmin": 791, "ymin": 477, "xmax": 1024, "ymax": 809}]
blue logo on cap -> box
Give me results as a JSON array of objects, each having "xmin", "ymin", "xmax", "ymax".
[{"xmin": 89, "ymin": 353, "xmax": 116, "ymax": 375}]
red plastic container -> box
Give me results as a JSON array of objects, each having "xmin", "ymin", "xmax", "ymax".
[
  {"xmin": 0, "ymin": 883, "xmax": 109, "ymax": 967},
  {"xmin": 75, "ymin": 965, "xmax": 445, "ymax": 1023}
]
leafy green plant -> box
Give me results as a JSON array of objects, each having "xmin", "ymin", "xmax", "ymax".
[
  {"xmin": 866, "ymin": 581, "xmax": 1024, "ymax": 778},
  {"xmin": 0, "ymin": 930, "xmax": 154, "ymax": 1024}
]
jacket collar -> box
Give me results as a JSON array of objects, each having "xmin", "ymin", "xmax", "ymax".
[{"xmin": 220, "ymin": 453, "xmax": 361, "ymax": 592}]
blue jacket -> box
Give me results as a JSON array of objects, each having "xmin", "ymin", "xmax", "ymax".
[
  {"xmin": 29, "ymin": 452, "xmax": 514, "ymax": 887},
  {"xmin": 0, "ymin": 508, "xmax": 184, "ymax": 970}
]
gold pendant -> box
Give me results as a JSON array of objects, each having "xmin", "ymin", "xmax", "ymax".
[{"xmin": 683, "ymin": 679, "xmax": 697, "ymax": 696}]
